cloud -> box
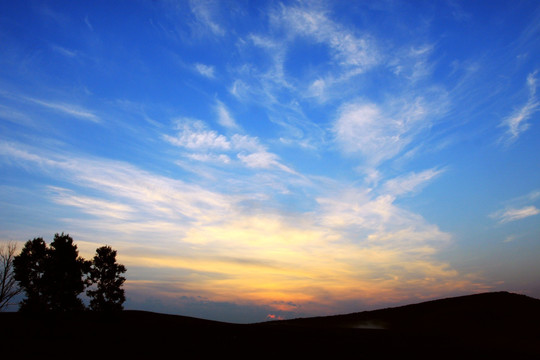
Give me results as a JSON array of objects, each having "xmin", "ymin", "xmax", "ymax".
[
  {"xmin": 491, "ymin": 190, "xmax": 540, "ymax": 224},
  {"xmin": 163, "ymin": 118, "xmax": 297, "ymax": 174},
  {"xmin": 164, "ymin": 118, "xmax": 231, "ymax": 150},
  {"xmin": 491, "ymin": 206, "xmax": 540, "ymax": 224},
  {"xmin": 48, "ymin": 186, "xmax": 135, "ymax": 220},
  {"xmin": 84, "ymin": 16, "xmax": 94, "ymax": 31},
  {"xmin": 186, "ymin": 153, "xmax": 231, "ymax": 164},
  {"xmin": 244, "ymin": 33, "xmax": 291, "ymax": 92},
  {"xmin": 382, "ymin": 168, "xmax": 444, "ymax": 197},
  {"xmin": 501, "ymin": 70, "xmax": 539, "ymax": 143},
  {"xmin": 189, "ymin": 0, "xmax": 225, "ymax": 36},
  {"xmin": 0, "ymin": 142, "xmax": 483, "ymax": 319},
  {"xmin": 308, "ymin": 78, "xmax": 326, "ymax": 99},
  {"xmin": 164, "ymin": 118, "xmax": 260, "ymax": 153},
  {"xmin": 276, "ymin": 3, "xmax": 378, "ymax": 72},
  {"xmin": 0, "ymin": 142, "xmax": 233, "ymax": 225},
  {"xmin": 4, "ymin": 94, "xmax": 100, "ymax": 123},
  {"xmin": 37, "ymin": 101, "xmax": 94, "ymax": 122},
  {"xmin": 237, "ymin": 151, "xmax": 296, "ymax": 174},
  {"xmin": 390, "ymin": 44, "xmax": 435, "ymax": 81},
  {"xmin": 194, "ymin": 63, "xmax": 215, "ymax": 78},
  {"xmin": 215, "ymin": 100, "xmax": 239, "ymax": 129},
  {"xmin": 51, "ymin": 44, "xmax": 77, "ymax": 58},
  {"xmin": 333, "ymin": 98, "xmax": 431, "ymax": 165}
]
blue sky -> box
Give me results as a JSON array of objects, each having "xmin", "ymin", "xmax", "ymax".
[{"xmin": 1, "ymin": 0, "xmax": 539, "ymax": 323}]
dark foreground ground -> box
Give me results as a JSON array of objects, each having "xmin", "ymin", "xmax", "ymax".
[{"xmin": 1, "ymin": 292, "xmax": 539, "ymax": 358}]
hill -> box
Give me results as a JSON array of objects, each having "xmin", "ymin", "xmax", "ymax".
[{"xmin": 1, "ymin": 292, "xmax": 539, "ymax": 358}]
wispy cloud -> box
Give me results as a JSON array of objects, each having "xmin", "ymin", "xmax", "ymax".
[
  {"xmin": 382, "ymin": 168, "xmax": 444, "ymax": 197},
  {"xmin": 25, "ymin": 97, "xmax": 100, "ymax": 123},
  {"xmin": 51, "ymin": 44, "xmax": 78, "ymax": 58},
  {"xmin": 0, "ymin": 141, "xmax": 481, "ymax": 316},
  {"xmin": 237, "ymin": 151, "xmax": 296, "ymax": 174},
  {"xmin": 503, "ymin": 235, "xmax": 518, "ymax": 243},
  {"xmin": 275, "ymin": 2, "xmax": 378, "ymax": 72},
  {"xmin": 0, "ymin": 90, "xmax": 100, "ymax": 123},
  {"xmin": 48, "ymin": 186, "xmax": 135, "ymax": 220},
  {"xmin": 333, "ymin": 97, "xmax": 432, "ymax": 165},
  {"xmin": 163, "ymin": 118, "xmax": 295, "ymax": 175},
  {"xmin": 501, "ymin": 70, "xmax": 539, "ymax": 143},
  {"xmin": 0, "ymin": 142, "xmax": 234, "ymax": 226},
  {"xmin": 5, "ymin": 0, "xmax": 524, "ymax": 320},
  {"xmin": 186, "ymin": 153, "xmax": 231, "ymax": 164},
  {"xmin": 189, "ymin": 0, "xmax": 225, "ymax": 36},
  {"xmin": 194, "ymin": 63, "xmax": 215, "ymax": 78},
  {"xmin": 84, "ymin": 16, "xmax": 94, "ymax": 31},
  {"xmin": 491, "ymin": 205, "xmax": 540, "ymax": 224},
  {"xmin": 164, "ymin": 118, "xmax": 231, "ymax": 150},
  {"xmin": 390, "ymin": 44, "xmax": 435, "ymax": 82},
  {"xmin": 215, "ymin": 100, "xmax": 238, "ymax": 129}
]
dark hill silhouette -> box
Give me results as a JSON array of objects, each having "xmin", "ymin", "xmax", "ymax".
[
  {"xmin": 272, "ymin": 291, "xmax": 540, "ymax": 331},
  {"xmin": 1, "ymin": 292, "xmax": 539, "ymax": 358}
]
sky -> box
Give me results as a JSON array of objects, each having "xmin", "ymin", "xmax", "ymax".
[{"xmin": 0, "ymin": 0, "xmax": 539, "ymax": 323}]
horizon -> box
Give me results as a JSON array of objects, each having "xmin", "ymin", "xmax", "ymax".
[{"xmin": 1, "ymin": 1, "xmax": 539, "ymax": 324}]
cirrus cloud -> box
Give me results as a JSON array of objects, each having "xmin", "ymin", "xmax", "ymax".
[{"xmin": 491, "ymin": 205, "xmax": 540, "ymax": 224}]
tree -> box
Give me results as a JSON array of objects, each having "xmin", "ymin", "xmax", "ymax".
[
  {"xmin": 13, "ymin": 238, "xmax": 49, "ymax": 312},
  {"xmin": 13, "ymin": 233, "xmax": 87, "ymax": 312},
  {"xmin": 87, "ymin": 246, "xmax": 126, "ymax": 312},
  {"xmin": 45, "ymin": 233, "xmax": 87, "ymax": 311},
  {"xmin": 0, "ymin": 242, "xmax": 21, "ymax": 311}
]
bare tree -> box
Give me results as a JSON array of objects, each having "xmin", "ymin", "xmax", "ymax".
[{"xmin": 0, "ymin": 242, "xmax": 21, "ymax": 311}]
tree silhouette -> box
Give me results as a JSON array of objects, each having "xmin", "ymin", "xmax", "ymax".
[
  {"xmin": 13, "ymin": 234, "xmax": 87, "ymax": 312},
  {"xmin": 45, "ymin": 233, "xmax": 87, "ymax": 311},
  {"xmin": 87, "ymin": 245, "xmax": 126, "ymax": 312},
  {"xmin": 0, "ymin": 242, "xmax": 22, "ymax": 311},
  {"xmin": 14, "ymin": 234, "xmax": 127, "ymax": 313},
  {"xmin": 13, "ymin": 238, "xmax": 49, "ymax": 312}
]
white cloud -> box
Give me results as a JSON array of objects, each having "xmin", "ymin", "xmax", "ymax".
[
  {"xmin": 164, "ymin": 118, "xmax": 263, "ymax": 153},
  {"xmin": 84, "ymin": 16, "xmax": 94, "ymax": 31},
  {"xmin": 194, "ymin": 63, "xmax": 215, "ymax": 78},
  {"xmin": 491, "ymin": 205, "xmax": 540, "ymax": 223},
  {"xmin": 246, "ymin": 34, "xmax": 291, "ymax": 91},
  {"xmin": 237, "ymin": 151, "xmax": 295, "ymax": 174},
  {"xmin": 48, "ymin": 186, "xmax": 135, "ymax": 220},
  {"xmin": 233, "ymin": 2, "xmax": 379, "ymax": 108},
  {"xmin": 230, "ymin": 134, "xmax": 263, "ymax": 152},
  {"xmin": 277, "ymin": 3, "xmax": 377, "ymax": 71},
  {"xmin": 0, "ymin": 142, "xmax": 234, "ymax": 225},
  {"xmin": 24, "ymin": 96, "xmax": 100, "ymax": 123},
  {"xmin": 51, "ymin": 44, "xmax": 77, "ymax": 58},
  {"xmin": 0, "ymin": 142, "xmax": 482, "ymax": 315},
  {"xmin": 186, "ymin": 153, "xmax": 231, "ymax": 164},
  {"xmin": 315, "ymin": 187, "xmax": 453, "ymax": 259},
  {"xmin": 237, "ymin": 151, "xmax": 276, "ymax": 168},
  {"xmin": 215, "ymin": 100, "xmax": 239, "ymax": 129},
  {"xmin": 501, "ymin": 70, "xmax": 539, "ymax": 143},
  {"xmin": 382, "ymin": 168, "xmax": 444, "ymax": 197},
  {"xmin": 333, "ymin": 99, "xmax": 431, "ymax": 165},
  {"xmin": 308, "ymin": 78, "xmax": 326, "ymax": 99},
  {"xmin": 189, "ymin": 0, "xmax": 225, "ymax": 36},
  {"xmin": 163, "ymin": 118, "xmax": 298, "ymax": 174},
  {"xmin": 0, "ymin": 104, "xmax": 35, "ymax": 127},
  {"xmin": 0, "ymin": 90, "xmax": 100, "ymax": 123},
  {"xmin": 164, "ymin": 118, "xmax": 231, "ymax": 150},
  {"xmin": 390, "ymin": 44, "xmax": 435, "ymax": 81}
]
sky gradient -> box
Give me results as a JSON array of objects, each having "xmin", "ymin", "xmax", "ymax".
[{"xmin": 1, "ymin": 0, "xmax": 539, "ymax": 323}]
